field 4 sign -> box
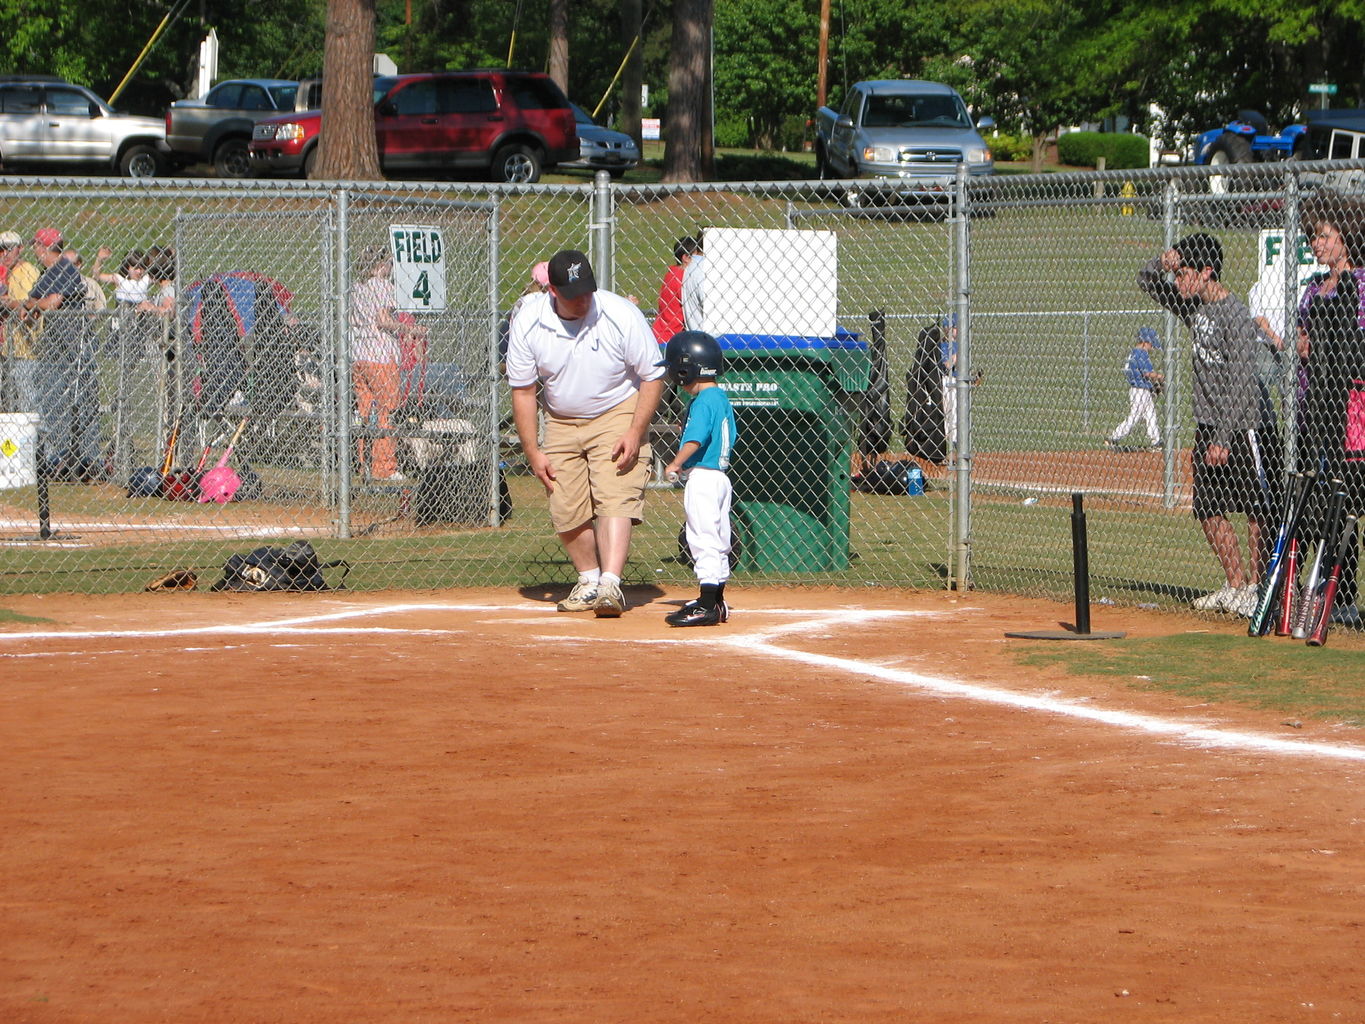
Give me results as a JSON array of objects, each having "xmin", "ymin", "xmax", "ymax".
[{"xmin": 389, "ymin": 225, "xmax": 446, "ymax": 312}]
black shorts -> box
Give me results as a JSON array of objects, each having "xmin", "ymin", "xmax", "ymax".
[{"xmin": 1191, "ymin": 423, "xmax": 1274, "ymax": 521}]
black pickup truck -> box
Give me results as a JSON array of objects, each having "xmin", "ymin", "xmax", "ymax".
[{"xmin": 165, "ymin": 78, "xmax": 320, "ymax": 177}]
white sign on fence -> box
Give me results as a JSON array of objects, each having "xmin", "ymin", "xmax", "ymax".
[
  {"xmin": 1256, "ymin": 228, "xmax": 1325, "ymax": 289},
  {"xmin": 700, "ymin": 227, "xmax": 838, "ymax": 337},
  {"xmin": 0, "ymin": 413, "xmax": 38, "ymax": 491},
  {"xmin": 389, "ymin": 225, "xmax": 446, "ymax": 312}
]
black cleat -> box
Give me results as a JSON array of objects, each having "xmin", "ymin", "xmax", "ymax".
[{"xmin": 665, "ymin": 600, "xmax": 729, "ymax": 627}]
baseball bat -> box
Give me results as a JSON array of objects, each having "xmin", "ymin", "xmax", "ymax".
[
  {"xmin": 1274, "ymin": 536, "xmax": 1301, "ymax": 636},
  {"xmin": 1270, "ymin": 473, "xmax": 1311, "ymax": 635},
  {"xmin": 1248, "ymin": 469, "xmax": 1316, "ymax": 636},
  {"xmin": 1293, "ymin": 484, "xmax": 1347, "ymax": 639},
  {"xmin": 1306, "ymin": 515, "xmax": 1358, "ymax": 647},
  {"xmin": 157, "ymin": 406, "xmax": 187, "ymax": 498},
  {"xmin": 1292, "ymin": 539, "xmax": 1328, "ymax": 639}
]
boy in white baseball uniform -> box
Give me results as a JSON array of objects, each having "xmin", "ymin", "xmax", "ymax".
[{"xmin": 658, "ymin": 331, "xmax": 738, "ymax": 627}]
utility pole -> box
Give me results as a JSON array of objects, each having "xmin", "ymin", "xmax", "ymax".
[{"xmin": 816, "ymin": 0, "xmax": 831, "ymax": 108}]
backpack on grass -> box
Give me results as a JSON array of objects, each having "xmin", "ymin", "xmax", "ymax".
[{"xmin": 209, "ymin": 541, "xmax": 350, "ymax": 592}]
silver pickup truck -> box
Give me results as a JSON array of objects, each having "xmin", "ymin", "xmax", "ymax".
[
  {"xmin": 166, "ymin": 78, "xmax": 320, "ymax": 178},
  {"xmin": 813, "ymin": 80, "xmax": 994, "ymax": 207}
]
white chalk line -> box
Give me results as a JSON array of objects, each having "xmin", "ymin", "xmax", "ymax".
[
  {"xmin": 725, "ymin": 638, "xmax": 1365, "ymax": 763},
  {"xmin": 3, "ymin": 600, "xmax": 1364, "ymax": 763}
]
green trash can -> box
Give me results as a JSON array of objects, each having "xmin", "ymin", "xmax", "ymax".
[{"xmin": 715, "ymin": 330, "xmax": 870, "ymax": 572}]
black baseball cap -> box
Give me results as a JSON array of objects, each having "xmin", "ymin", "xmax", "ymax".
[{"xmin": 547, "ymin": 249, "xmax": 597, "ymax": 299}]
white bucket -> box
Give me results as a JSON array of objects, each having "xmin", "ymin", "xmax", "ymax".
[{"xmin": 0, "ymin": 412, "xmax": 39, "ymax": 490}]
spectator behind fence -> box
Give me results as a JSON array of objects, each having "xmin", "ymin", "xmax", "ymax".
[
  {"xmin": 350, "ymin": 244, "xmax": 426, "ymax": 481},
  {"xmin": 92, "ymin": 247, "xmax": 152, "ymax": 307},
  {"xmin": 505, "ymin": 249, "xmax": 666, "ymax": 618},
  {"xmin": 63, "ymin": 250, "xmax": 108, "ymax": 311},
  {"xmin": 653, "ymin": 236, "xmax": 699, "ymax": 345},
  {"xmin": 497, "ymin": 260, "xmax": 548, "ymax": 374},
  {"xmin": 1295, "ymin": 194, "xmax": 1365, "ymax": 628},
  {"xmin": 92, "ymin": 246, "xmax": 156, "ymax": 365},
  {"xmin": 1246, "ymin": 269, "xmax": 1295, "ymax": 427},
  {"xmin": 681, "ymin": 231, "xmax": 705, "ymax": 330},
  {"xmin": 1138, "ymin": 232, "xmax": 1273, "ymax": 618},
  {"xmin": 0, "ymin": 230, "xmax": 41, "ymax": 411},
  {"xmin": 24, "ymin": 228, "xmax": 104, "ymax": 481}
]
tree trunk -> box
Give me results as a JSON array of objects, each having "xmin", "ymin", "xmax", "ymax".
[
  {"xmin": 315, "ymin": 0, "xmax": 381, "ymax": 181},
  {"xmin": 620, "ymin": 0, "xmax": 643, "ymax": 148},
  {"xmin": 1031, "ymin": 133, "xmax": 1049, "ymax": 174},
  {"xmin": 662, "ymin": 0, "xmax": 713, "ymax": 183},
  {"xmin": 548, "ymin": 0, "xmax": 569, "ymax": 96}
]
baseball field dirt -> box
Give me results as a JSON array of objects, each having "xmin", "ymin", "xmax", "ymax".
[{"xmin": 3, "ymin": 587, "xmax": 1363, "ymax": 1023}]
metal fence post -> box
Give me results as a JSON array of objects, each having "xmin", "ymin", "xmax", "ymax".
[
  {"xmin": 1281, "ymin": 170, "xmax": 1301, "ymax": 478},
  {"xmin": 1160, "ymin": 177, "xmax": 1179, "ymax": 509},
  {"xmin": 487, "ymin": 195, "xmax": 503, "ymax": 526},
  {"xmin": 335, "ymin": 187, "xmax": 352, "ymax": 539},
  {"xmin": 952, "ymin": 163, "xmax": 972, "ymax": 591},
  {"xmin": 592, "ymin": 170, "xmax": 613, "ymax": 290}
]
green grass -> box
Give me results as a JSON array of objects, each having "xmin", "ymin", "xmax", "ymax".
[
  {"xmin": 0, "ymin": 607, "xmax": 50, "ymax": 624},
  {"xmin": 1014, "ymin": 633, "xmax": 1365, "ymax": 726}
]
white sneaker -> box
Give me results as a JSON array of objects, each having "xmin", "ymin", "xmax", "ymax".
[
  {"xmin": 593, "ymin": 581, "xmax": 626, "ymax": 618},
  {"xmin": 1227, "ymin": 585, "xmax": 1258, "ymax": 618},
  {"xmin": 1192, "ymin": 585, "xmax": 1238, "ymax": 612},
  {"xmin": 556, "ymin": 581, "xmax": 599, "ymax": 612}
]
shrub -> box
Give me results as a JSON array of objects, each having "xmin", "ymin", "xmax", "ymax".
[
  {"xmin": 713, "ymin": 116, "xmax": 751, "ymax": 149},
  {"xmin": 1056, "ymin": 131, "xmax": 1150, "ymax": 170},
  {"xmin": 713, "ymin": 114, "xmax": 811, "ymax": 153},
  {"xmin": 714, "ymin": 151, "xmax": 815, "ymax": 181},
  {"xmin": 984, "ymin": 131, "xmax": 1034, "ymax": 162}
]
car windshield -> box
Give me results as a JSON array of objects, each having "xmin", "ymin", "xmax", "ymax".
[
  {"xmin": 570, "ymin": 102, "xmax": 596, "ymax": 127},
  {"xmin": 863, "ymin": 93, "xmax": 971, "ymax": 129},
  {"xmin": 373, "ymin": 77, "xmax": 398, "ymax": 104},
  {"xmin": 268, "ymin": 85, "xmax": 298, "ymax": 109}
]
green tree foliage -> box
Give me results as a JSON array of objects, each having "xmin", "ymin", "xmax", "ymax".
[
  {"xmin": 713, "ymin": 0, "xmax": 817, "ymax": 150},
  {"xmin": 0, "ymin": 0, "xmax": 326, "ymax": 112}
]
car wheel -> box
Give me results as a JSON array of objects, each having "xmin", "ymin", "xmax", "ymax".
[
  {"xmin": 302, "ymin": 146, "xmax": 318, "ymax": 178},
  {"xmin": 607, "ymin": 167, "xmax": 628, "ymax": 180},
  {"xmin": 1206, "ymin": 132, "xmax": 1253, "ymax": 195},
  {"xmin": 492, "ymin": 144, "xmax": 542, "ymax": 184},
  {"xmin": 119, "ymin": 144, "xmax": 163, "ymax": 179},
  {"xmin": 213, "ymin": 138, "xmax": 252, "ymax": 179}
]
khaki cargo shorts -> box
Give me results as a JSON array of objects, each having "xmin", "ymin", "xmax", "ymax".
[{"xmin": 543, "ymin": 395, "xmax": 652, "ymax": 533}]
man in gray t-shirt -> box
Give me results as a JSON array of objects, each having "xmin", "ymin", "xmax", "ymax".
[{"xmin": 1138, "ymin": 232, "xmax": 1275, "ymax": 617}]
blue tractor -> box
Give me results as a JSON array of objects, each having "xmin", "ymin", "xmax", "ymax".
[{"xmin": 1194, "ymin": 110, "xmax": 1308, "ymax": 192}]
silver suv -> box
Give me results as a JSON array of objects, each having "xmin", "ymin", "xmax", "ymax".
[{"xmin": 0, "ymin": 75, "xmax": 170, "ymax": 177}]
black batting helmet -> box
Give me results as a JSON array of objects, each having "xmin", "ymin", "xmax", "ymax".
[{"xmin": 657, "ymin": 330, "xmax": 724, "ymax": 386}]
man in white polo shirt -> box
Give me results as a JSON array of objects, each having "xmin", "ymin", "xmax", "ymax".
[{"xmin": 506, "ymin": 249, "xmax": 666, "ymax": 617}]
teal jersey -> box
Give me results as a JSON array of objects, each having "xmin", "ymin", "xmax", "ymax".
[{"xmin": 680, "ymin": 386, "xmax": 737, "ymax": 471}]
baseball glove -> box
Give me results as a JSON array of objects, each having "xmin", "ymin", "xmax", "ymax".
[{"xmin": 145, "ymin": 568, "xmax": 198, "ymax": 592}]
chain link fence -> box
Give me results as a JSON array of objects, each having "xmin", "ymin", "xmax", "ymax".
[{"xmin": 0, "ymin": 163, "xmax": 1362, "ymax": 617}]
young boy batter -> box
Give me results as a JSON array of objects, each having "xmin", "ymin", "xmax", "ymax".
[{"xmin": 658, "ymin": 331, "xmax": 738, "ymax": 627}]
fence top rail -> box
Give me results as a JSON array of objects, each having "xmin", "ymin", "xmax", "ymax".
[
  {"xmin": 0, "ymin": 175, "xmax": 577, "ymax": 200},
  {"xmin": 971, "ymin": 156, "xmax": 1365, "ymax": 190},
  {"xmin": 1, "ymin": 157, "xmax": 1361, "ymax": 203}
]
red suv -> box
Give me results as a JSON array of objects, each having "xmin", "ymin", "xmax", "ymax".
[{"xmin": 248, "ymin": 70, "xmax": 578, "ymax": 182}]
